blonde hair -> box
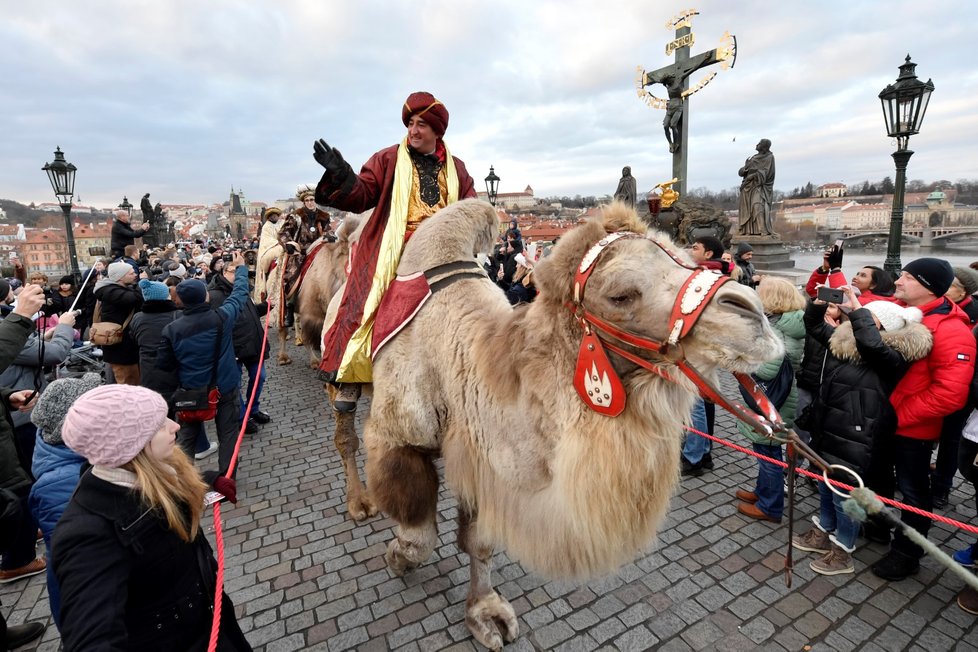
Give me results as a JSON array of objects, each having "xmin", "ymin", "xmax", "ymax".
[
  {"xmin": 757, "ymin": 276, "xmax": 806, "ymax": 314},
  {"xmin": 513, "ymin": 264, "xmax": 533, "ymax": 286},
  {"xmin": 123, "ymin": 446, "xmax": 208, "ymax": 542}
]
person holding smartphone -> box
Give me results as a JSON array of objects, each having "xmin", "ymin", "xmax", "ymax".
[
  {"xmin": 795, "ymin": 287, "xmax": 932, "ymax": 575},
  {"xmin": 804, "ymin": 240, "xmax": 847, "ymax": 299}
]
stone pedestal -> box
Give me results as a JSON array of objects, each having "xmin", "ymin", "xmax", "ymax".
[
  {"xmin": 734, "ymin": 235, "xmax": 807, "ymax": 285},
  {"xmin": 733, "ymin": 235, "xmax": 795, "ymax": 271}
]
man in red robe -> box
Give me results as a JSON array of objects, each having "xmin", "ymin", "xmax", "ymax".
[{"xmin": 312, "ymin": 91, "xmax": 476, "ymax": 411}]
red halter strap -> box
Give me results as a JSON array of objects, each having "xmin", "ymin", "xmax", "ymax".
[{"xmin": 568, "ymin": 231, "xmax": 782, "ymax": 438}]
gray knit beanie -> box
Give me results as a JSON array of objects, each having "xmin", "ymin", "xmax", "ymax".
[{"xmin": 31, "ymin": 372, "xmax": 103, "ymax": 445}]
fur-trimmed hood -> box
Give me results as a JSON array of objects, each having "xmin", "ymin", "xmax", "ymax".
[{"xmin": 828, "ymin": 320, "xmax": 932, "ymax": 363}]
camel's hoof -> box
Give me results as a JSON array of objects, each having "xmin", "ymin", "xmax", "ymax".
[
  {"xmin": 465, "ymin": 592, "xmax": 518, "ymax": 651},
  {"xmin": 278, "ymin": 355, "xmax": 292, "ymax": 366},
  {"xmin": 384, "ymin": 537, "xmax": 423, "ymax": 577},
  {"xmin": 347, "ymin": 494, "xmax": 378, "ymax": 522}
]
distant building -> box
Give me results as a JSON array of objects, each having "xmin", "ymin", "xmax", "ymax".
[
  {"xmin": 74, "ymin": 221, "xmax": 113, "ymax": 268},
  {"xmin": 22, "ymin": 229, "xmax": 69, "ymax": 276},
  {"xmin": 477, "ymin": 185, "xmax": 537, "ymax": 210},
  {"xmin": 0, "ymin": 224, "xmax": 26, "ymax": 242},
  {"xmin": 816, "ymin": 183, "xmax": 847, "ymax": 198},
  {"xmin": 35, "ymin": 202, "xmax": 95, "ymax": 215}
]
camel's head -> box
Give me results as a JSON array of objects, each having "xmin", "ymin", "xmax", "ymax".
[{"xmin": 534, "ymin": 202, "xmax": 781, "ymax": 376}]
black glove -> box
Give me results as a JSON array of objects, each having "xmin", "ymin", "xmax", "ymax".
[
  {"xmin": 826, "ymin": 245, "xmax": 844, "ymax": 270},
  {"xmin": 313, "ymin": 139, "xmax": 347, "ymax": 174}
]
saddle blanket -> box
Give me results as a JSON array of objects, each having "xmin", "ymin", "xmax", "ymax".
[{"xmin": 370, "ymin": 272, "xmax": 431, "ymax": 360}]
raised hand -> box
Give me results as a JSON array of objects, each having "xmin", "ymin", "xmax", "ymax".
[{"xmin": 313, "ymin": 139, "xmax": 347, "ymax": 174}]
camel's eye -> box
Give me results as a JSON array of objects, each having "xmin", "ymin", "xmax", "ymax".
[{"xmin": 609, "ymin": 290, "xmax": 640, "ymax": 306}]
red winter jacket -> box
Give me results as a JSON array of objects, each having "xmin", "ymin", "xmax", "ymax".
[
  {"xmin": 856, "ymin": 290, "xmax": 899, "ymax": 305},
  {"xmin": 889, "ymin": 297, "xmax": 976, "ymax": 440},
  {"xmin": 804, "ymin": 267, "xmax": 846, "ymax": 298}
]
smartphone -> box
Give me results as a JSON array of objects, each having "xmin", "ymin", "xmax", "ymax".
[
  {"xmin": 833, "ymin": 239, "xmax": 844, "ymax": 250},
  {"xmin": 817, "ymin": 286, "xmax": 845, "ymax": 304},
  {"xmin": 204, "ymin": 490, "xmax": 227, "ymax": 506}
]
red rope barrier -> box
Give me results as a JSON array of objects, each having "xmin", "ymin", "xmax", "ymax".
[
  {"xmin": 207, "ymin": 304, "xmax": 273, "ymax": 651},
  {"xmin": 684, "ymin": 425, "xmax": 978, "ymax": 537}
]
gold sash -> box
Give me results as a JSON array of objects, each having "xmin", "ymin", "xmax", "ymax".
[{"xmin": 337, "ymin": 137, "xmax": 459, "ymax": 382}]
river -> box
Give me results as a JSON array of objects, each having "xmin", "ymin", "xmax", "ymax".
[{"xmin": 790, "ymin": 245, "xmax": 976, "ymax": 276}]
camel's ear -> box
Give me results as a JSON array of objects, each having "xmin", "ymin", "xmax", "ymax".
[
  {"xmin": 336, "ymin": 216, "xmax": 360, "ymax": 242},
  {"xmin": 601, "ymin": 201, "xmax": 647, "ymax": 235}
]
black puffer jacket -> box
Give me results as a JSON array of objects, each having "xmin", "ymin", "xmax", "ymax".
[
  {"xmin": 796, "ymin": 325, "xmax": 830, "ymax": 394},
  {"xmin": 110, "ymin": 219, "xmax": 147, "ymax": 258},
  {"xmin": 804, "ymin": 304, "xmax": 933, "ymax": 476},
  {"xmin": 129, "ymin": 300, "xmax": 181, "ymax": 398},
  {"xmin": 52, "ymin": 471, "xmax": 251, "ymax": 651},
  {"xmin": 207, "ymin": 273, "xmax": 269, "ymax": 363}
]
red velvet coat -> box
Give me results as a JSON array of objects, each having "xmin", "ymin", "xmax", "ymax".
[
  {"xmin": 315, "ymin": 143, "xmax": 476, "ymax": 378},
  {"xmin": 889, "ymin": 297, "xmax": 976, "ymax": 440}
]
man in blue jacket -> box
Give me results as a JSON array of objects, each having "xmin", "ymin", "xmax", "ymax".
[{"xmin": 159, "ymin": 252, "xmax": 249, "ymax": 477}]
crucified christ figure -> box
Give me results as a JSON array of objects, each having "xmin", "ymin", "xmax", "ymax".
[{"xmin": 645, "ymin": 49, "xmax": 722, "ymax": 154}]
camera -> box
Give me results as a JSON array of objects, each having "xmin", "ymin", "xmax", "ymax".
[
  {"xmin": 222, "ymin": 252, "xmax": 234, "ymax": 263},
  {"xmin": 816, "ymin": 286, "xmax": 845, "ymax": 304}
]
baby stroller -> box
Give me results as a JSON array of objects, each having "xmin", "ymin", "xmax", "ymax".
[{"xmin": 55, "ymin": 342, "xmax": 105, "ymax": 381}]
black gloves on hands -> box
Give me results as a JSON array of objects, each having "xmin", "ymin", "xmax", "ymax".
[
  {"xmin": 313, "ymin": 139, "xmax": 347, "ymax": 174},
  {"xmin": 826, "ymin": 245, "xmax": 844, "ymax": 270}
]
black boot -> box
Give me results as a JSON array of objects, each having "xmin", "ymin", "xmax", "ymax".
[
  {"xmin": 872, "ymin": 548, "xmax": 920, "ymax": 580},
  {"xmin": 4, "ymin": 621, "xmax": 46, "ymax": 649},
  {"xmin": 284, "ymin": 306, "xmax": 295, "ymax": 328}
]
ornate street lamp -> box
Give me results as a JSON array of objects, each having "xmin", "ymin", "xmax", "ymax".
[
  {"xmin": 118, "ymin": 195, "xmax": 133, "ymax": 218},
  {"xmin": 879, "ymin": 55, "xmax": 935, "ymax": 273},
  {"xmin": 41, "ymin": 147, "xmax": 81, "ymax": 280},
  {"xmin": 484, "ymin": 166, "xmax": 500, "ymax": 206}
]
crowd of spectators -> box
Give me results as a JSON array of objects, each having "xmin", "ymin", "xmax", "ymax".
[
  {"xmin": 681, "ymin": 239, "xmax": 978, "ymax": 614},
  {"xmin": 2, "ymin": 215, "xmax": 977, "ymax": 648},
  {"xmin": 0, "ymin": 229, "xmax": 267, "ymax": 648}
]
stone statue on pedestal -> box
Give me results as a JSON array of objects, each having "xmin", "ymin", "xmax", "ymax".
[
  {"xmin": 613, "ymin": 166, "xmax": 637, "ymax": 205},
  {"xmin": 737, "ymin": 139, "xmax": 776, "ymax": 237}
]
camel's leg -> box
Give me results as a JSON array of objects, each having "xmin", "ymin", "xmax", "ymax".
[
  {"xmin": 366, "ymin": 437, "xmax": 439, "ymax": 575},
  {"xmin": 294, "ymin": 313, "xmax": 304, "ymax": 346},
  {"xmin": 458, "ymin": 507, "xmax": 518, "ymax": 651},
  {"xmin": 277, "ymin": 322, "xmax": 292, "ymax": 365},
  {"xmin": 308, "ymin": 346, "xmax": 321, "ymax": 370},
  {"xmin": 325, "ymin": 384, "xmax": 375, "ymax": 521}
]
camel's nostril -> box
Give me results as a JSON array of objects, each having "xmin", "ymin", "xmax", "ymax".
[{"xmin": 716, "ymin": 294, "xmax": 764, "ymax": 321}]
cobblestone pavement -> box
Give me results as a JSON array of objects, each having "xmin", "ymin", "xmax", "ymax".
[{"xmin": 3, "ymin": 342, "xmax": 977, "ymax": 651}]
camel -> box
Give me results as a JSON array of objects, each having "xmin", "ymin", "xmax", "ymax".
[
  {"xmin": 327, "ymin": 199, "xmax": 782, "ymax": 650},
  {"xmin": 261, "ymin": 217, "xmax": 358, "ymax": 367}
]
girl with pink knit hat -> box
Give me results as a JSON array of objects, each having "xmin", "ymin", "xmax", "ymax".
[{"xmin": 50, "ymin": 384, "xmax": 250, "ymax": 651}]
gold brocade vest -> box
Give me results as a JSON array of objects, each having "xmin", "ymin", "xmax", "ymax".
[{"xmin": 405, "ymin": 164, "xmax": 449, "ymax": 233}]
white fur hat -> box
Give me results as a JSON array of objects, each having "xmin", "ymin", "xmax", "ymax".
[{"xmin": 863, "ymin": 301, "xmax": 923, "ymax": 332}]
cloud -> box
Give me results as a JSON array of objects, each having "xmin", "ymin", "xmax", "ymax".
[{"xmin": 1, "ymin": 0, "xmax": 974, "ymax": 208}]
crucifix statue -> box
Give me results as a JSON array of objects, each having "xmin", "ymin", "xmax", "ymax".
[{"xmin": 637, "ymin": 10, "xmax": 736, "ymax": 197}]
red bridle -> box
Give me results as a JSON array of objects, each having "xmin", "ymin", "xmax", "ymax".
[
  {"xmin": 567, "ymin": 231, "xmax": 785, "ymax": 439},
  {"xmin": 567, "ymin": 230, "xmax": 842, "ymax": 587}
]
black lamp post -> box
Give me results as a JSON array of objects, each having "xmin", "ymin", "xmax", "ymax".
[
  {"xmin": 879, "ymin": 55, "xmax": 934, "ymax": 274},
  {"xmin": 41, "ymin": 147, "xmax": 81, "ymax": 280},
  {"xmin": 118, "ymin": 196, "xmax": 133, "ymax": 218},
  {"xmin": 484, "ymin": 166, "xmax": 500, "ymax": 207}
]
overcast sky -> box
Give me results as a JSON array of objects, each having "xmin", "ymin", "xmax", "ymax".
[{"xmin": 2, "ymin": 0, "xmax": 975, "ymax": 208}]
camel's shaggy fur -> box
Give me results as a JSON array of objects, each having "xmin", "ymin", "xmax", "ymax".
[{"xmin": 366, "ymin": 199, "xmax": 782, "ymax": 579}]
